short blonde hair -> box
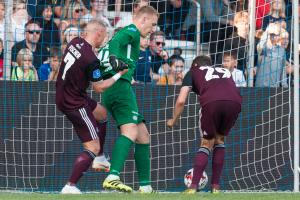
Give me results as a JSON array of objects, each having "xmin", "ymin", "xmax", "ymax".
[
  {"xmin": 135, "ymin": 5, "xmax": 159, "ymax": 18},
  {"xmin": 234, "ymin": 11, "xmax": 248, "ymax": 25},
  {"xmin": 16, "ymin": 48, "xmax": 33, "ymax": 67}
]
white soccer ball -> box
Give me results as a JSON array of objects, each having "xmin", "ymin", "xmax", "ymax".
[{"xmin": 184, "ymin": 168, "xmax": 208, "ymax": 189}]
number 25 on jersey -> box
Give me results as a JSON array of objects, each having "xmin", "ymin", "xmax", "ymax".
[{"xmin": 200, "ymin": 66, "xmax": 231, "ymax": 81}]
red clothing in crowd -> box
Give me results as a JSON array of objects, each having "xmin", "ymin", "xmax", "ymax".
[{"xmin": 256, "ymin": 0, "xmax": 271, "ymax": 29}]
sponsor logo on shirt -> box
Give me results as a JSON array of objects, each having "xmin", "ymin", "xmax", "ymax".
[{"xmin": 131, "ymin": 111, "xmax": 139, "ymax": 121}]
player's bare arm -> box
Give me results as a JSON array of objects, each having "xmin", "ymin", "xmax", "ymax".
[
  {"xmin": 92, "ymin": 69, "xmax": 128, "ymax": 93},
  {"xmin": 167, "ymin": 86, "xmax": 191, "ymax": 128}
]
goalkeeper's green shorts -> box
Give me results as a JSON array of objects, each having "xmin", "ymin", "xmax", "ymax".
[{"xmin": 102, "ymin": 79, "xmax": 144, "ymax": 127}]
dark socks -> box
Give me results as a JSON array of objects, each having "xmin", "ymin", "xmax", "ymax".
[
  {"xmin": 97, "ymin": 120, "xmax": 107, "ymax": 155},
  {"xmin": 190, "ymin": 147, "xmax": 210, "ymax": 189},
  {"xmin": 211, "ymin": 144, "xmax": 225, "ymax": 187},
  {"xmin": 69, "ymin": 150, "xmax": 96, "ymax": 184}
]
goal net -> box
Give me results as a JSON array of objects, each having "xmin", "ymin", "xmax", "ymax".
[{"xmin": 0, "ymin": 0, "xmax": 296, "ymax": 192}]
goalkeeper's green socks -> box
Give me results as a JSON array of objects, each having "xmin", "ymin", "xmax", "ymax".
[
  {"xmin": 108, "ymin": 136, "xmax": 151, "ymax": 186},
  {"xmin": 134, "ymin": 143, "xmax": 150, "ymax": 186},
  {"xmin": 109, "ymin": 135, "xmax": 134, "ymax": 176}
]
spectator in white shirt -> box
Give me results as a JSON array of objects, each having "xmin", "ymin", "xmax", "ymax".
[
  {"xmin": 12, "ymin": 0, "xmax": 29, "ymax": 43},
  {"xmin": 222, "ymin": 51, "xmax": 246, "ymax": 87}
]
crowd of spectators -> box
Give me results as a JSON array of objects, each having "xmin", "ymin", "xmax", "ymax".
[{"xmin": 0, "ymin": 0, "xmax": 296, "ymax": 87}]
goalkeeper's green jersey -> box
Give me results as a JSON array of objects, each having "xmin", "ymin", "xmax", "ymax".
[{"xmin": 98, "ymin": 24, "xmax": 140, "ymax": 82}]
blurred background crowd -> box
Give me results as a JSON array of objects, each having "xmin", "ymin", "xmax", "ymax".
[{"xmin": 0, "ymin": 0, "xmax": 296, "ymax": 87}]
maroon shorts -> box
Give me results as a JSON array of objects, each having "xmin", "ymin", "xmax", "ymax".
[
  {"xmin": 199, "ymin": 100, "xmax": 241, "ymax": 139},
  {"xmin": 64, "ymin": 98, "xmax": 99, "ymax": 143}
]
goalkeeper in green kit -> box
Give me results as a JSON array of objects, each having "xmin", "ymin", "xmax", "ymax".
[{"xmin": 98, "ymin": 5, "xmax": 159, "ymax": 193}]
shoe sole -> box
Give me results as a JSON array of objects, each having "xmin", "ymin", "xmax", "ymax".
[
  {"xmin": 61, "ymin": 190, "xmax": 82, "ymax": 194},
  {"xmin": 103, "ymin": 183, "xmax": 132, "ymax": 193},
  {"xmin": 92, "ymin": 164, "xmax": 110, "ymax": 172},
  {"xmin": 103, "ymin": 185, "xmax": 132, "ymax": 193},
  {"xmin": 93, "ymin": 167, "xmax": 110, "ymax": 172}
]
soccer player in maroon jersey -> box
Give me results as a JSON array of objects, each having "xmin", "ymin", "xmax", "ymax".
[
  {"xmin": 56, "ymin": 20, "xmax": 128, "ymax": 194},
  {"xmin": 167, "ymin": 55, "xmax": 242, "ymax": 193}
]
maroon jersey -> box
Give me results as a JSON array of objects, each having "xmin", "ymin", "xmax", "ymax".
[
  {"xmin": 56, "ymin": 37, "xmax": 102, "ymax": 112},
  {"xmin": 190, "ymin": 66, "xmax": 242, "ymax": 106}
]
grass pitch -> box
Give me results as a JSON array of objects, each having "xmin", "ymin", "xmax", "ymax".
[{"xmin": 1, "ymin": 192, "xmax": 300, "ymax": 200}]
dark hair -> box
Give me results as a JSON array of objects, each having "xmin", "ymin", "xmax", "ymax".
[
  {"xmin": 223, "ymin": 50, "xmax": 237, "ymax": 60},
  {"xmin": 25, "ymin": 18, "xmax": 41, "ymax": 29},
  {"xmin": 80, "ymin": 23, "xmax": 87, "ymax": 32},
  {"xmin": 49, "ymin": 46, "xmax": 61, "ymax": 58},
  {"xmin": 173, "ymin": 47, "xmax": 182, "ymax": 56},
  {"xmin": 168, "ymin": 55, "xmax": 185, "ymax": 66},
  {"xmin": 191, "ymin": 55, "xmax": 212, "ymax": 67},
  {"xmin": 150, "ymin": 31, "xmax": 165, "ymax": 41},
  {"xmin": 36, "ymin": 1, "xmax": 53, "ymax": 17}
]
